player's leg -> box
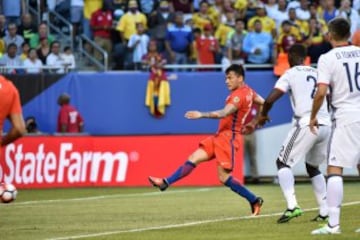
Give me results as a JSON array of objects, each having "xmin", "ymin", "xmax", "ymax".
[
  {"xmin": 306, "ymin": 126, "xmax": 330, "ymax": 221},
  {"xmin": 276, "ymin": 126, "xmax": 316, "ymax": 223},
  {"xmin": 149, "ymin": 136, "xmax": 214, "ymax": 191},
  {"xmin": 312, "ymin": 122, "xmax": 360, "ymax": 234},
  {"xmin": 149, "ymin": 148, "xmax": 210, "ymax": 191}
]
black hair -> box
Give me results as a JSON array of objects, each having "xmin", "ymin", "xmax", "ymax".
[
  {"xmin": 7, "ymin": 43, "xmax": 17, "ymax": 49},
  {"xmin": 328, "ymin": 18, "xmax": 351, "ymax": 41},
  {"xmin": 288, "ymin": 44, "xmax": 307, "ymax": 66},
  {"xmin": 225, "ymin": 64, "xmax": 245, "ymax": 78},
  {"xmin": 63, "ymin": 46, "xmax": 71, "ymax": 52}
]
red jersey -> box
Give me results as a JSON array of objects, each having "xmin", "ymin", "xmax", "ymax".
[
  {"xmin": 57, "ymin": 104, "xmax": 84, "ymax": 133},
  {"xmin": 244, "ymin": 104, "xmax": 259, "ymax": 125},
  {"xmin": 0, "ymin": 76, "xmax": 22, "ymax": 140},
  {"xmin": 196, "ymin": 35, "xmax": 218, "ymax": 64},
  {"xmin": 218, "ymin": 85, "xmax": 256, "ymax": 133},
  {"xmin": 90, "ymin": 9, "xmax": 113, "ymax": 38}
]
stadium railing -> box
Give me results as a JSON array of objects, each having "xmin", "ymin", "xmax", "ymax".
[
  {"xmin": 47, "ymin": 10, "xmax": 74, "ymax": 51},
  {"xmin": 78, "ymin": 34, "xmax": 109, "ymax": 71}
]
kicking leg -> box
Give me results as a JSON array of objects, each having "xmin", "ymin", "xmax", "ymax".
[{"xmin": 149, "ymin": 148, "xmax": 209, "ymax": 191}]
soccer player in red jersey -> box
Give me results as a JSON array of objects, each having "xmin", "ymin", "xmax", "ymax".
[
  {"xmin": 149, "ymin": 64, "xmax": 265, "ymax": 216},
  {"xmin": 0, "ymin": 76, "xmax": 26, "ymax": 146},
  {"xmin": 57, "ymin": 93, "xmax": 84, "ymax": 133}
]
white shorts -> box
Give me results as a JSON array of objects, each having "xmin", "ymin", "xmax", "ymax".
[
  {"xmin": 278, "ymin": 125, "xmax": 331, "ymax": 168},
  {"xmin": 328, "ymin": 121, "xmax": 360, "ymax": 168}
]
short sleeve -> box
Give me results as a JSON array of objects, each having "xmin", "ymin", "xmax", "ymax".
[
  {"xmin": 317, "ymin": 55, "xmax": 331, "ymax": 85},
  {"xmin": 10, "ymin": 85, "xmax": 22, "ymax": 115},
  {"xmin": 274, "ymin": 71, "xmax": 290, "ymax": 92}
]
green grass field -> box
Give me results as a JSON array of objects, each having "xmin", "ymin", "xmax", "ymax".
[{"xmin": 0, "ymin": 183, "xmax": 358, "ymax": 240}]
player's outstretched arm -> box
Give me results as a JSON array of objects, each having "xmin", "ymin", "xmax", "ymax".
[
  {"xmin": 257, "ymin": 89, "xmax": 284, "ymax": 127},
  {"xmin": 185, "ymin": 104, "xmax": 238, "ymax": 119}
]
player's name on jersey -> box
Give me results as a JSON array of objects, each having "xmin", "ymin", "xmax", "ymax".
[
  {"xmin": 335, "ymin": 50, "xmax": 360, "ymax": 59},
  {"xmin": 294, "ymin": 66, "xmax": 316, "ymax": 73}
]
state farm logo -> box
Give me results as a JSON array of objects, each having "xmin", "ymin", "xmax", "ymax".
[{"xmin": 0, "ymin": 143, "xmax": 131, "ymax": 184}]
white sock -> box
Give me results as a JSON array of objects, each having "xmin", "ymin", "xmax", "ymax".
[
  {"xmin": 311, "ymin": 174, "xmax": 328, "ymax": 216},
  {"xmin": 327, "ymin": 176, "xmax": 343, "ymax": 227},
  {"xmin": 278, "ymin": 167, "xmax": 298, "ymax": 210}
]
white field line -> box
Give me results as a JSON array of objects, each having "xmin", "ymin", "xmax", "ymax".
[
  {"xmin": 5, "ymin": 188, "xmax": 212, "ymax": 206},
  {"xmin": 46, "ymin": 201, "xmax": 360, "ymax": 240}
]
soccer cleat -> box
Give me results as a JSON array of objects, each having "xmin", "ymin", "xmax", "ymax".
[
  {"xmin": 277, "ymin": 207, "xmax": 303, "ymax": 223},
  {"xmin": 311, "ymin": 214, "xmax": 329, "ymax": 222},
  {"xmin": 250, "ymin": 197, "xmax": 264, "ymax": 216},
  {"xmin": 311, "ymin": 224, "xmax": 341, "ymax": 235},
  {"xmin": 148, "ymin": 176, "xmax": 169, "ymax": 191}
]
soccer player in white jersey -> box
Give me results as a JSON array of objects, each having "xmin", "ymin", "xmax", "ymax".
[
  {"xmin": 256, "ymin": 44, "xmax": 331, "ymax": 224},
  {"xmin": 310, "ymin": 18, "xmax": 360, "ymax": 235}
]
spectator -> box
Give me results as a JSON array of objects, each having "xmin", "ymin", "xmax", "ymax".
[
  {"xmin": 82, "ymin": 0, "xmax": 102, "ymax": 40},
  {"xmin": 305, "ymin": 17, "xmax": 332, "ymax": 63},
  {"xmin": 57, "ymin": 93, "xmax": 84, "ymax": 133},
  {"xmin": 143, "ymin": 40, "xmax": 170, "ymax": 118},
  {"xmin": 148, "ymin": 0, "xmax": 175, "ymax": 53},
  {"xmin": 116, "ymin": 0, "xmax": 147, "ymax": 44},
  {"xmin": 2, "ymin": 0, "xmax": 26, "ymax": 26},
  {"xmin": 192, "ymin": 1, "xmax": 215, "ymax": 31},
  {"xmin": 226, "ymin": 18, "xmax": 247, "ymax": 65},
  {"xmin": 296, "ymin": 0, "xmax": 311, "ymax": 21},
  {"xmin": 170, "ymin": 0, "xmax": 194, "ymax": 14},
  {"xmin": 243, "ymin": 20, "xmax": 273, "ymax": 64},
  {"xmin": 90, "ymin": 1, "xmax": 113, "ymax": 67},
  {"xmin": 336, "ymin": 0, "xmax": 359, "ymax": 36},
  {"xmin": 36, "ymin": 36, "xmax": 50, "ymax": 65},
  {"xmin": 128, "ymin": 23, "xmax": 150, "ymax": 70},
  {"xmin": 70, "ymin": 0, "xmax": 84, "ymax": 42},
  {"xmin": 165, "ymin": 12, "xmax": 193, "ymax": 65},
  {"xmin": 0, "ymin": 43, "xmax": 23, "ymax": 74},
  {"xmin": 20, "ymin": 41, "xmax": 30, "ymax": 60},
  {"xmin": 287, "ymin": 8, "xmax": 306, "ymax": 41},
  {"xmin": 23, "ymin": 48, "xmax": 43, "ymax": 73},
  {"xmin": 196, "ymin": 23, "xmax": 219, "ymax": 66},
  {"xmin": 265, "ymin": 0, "xmax": 279, "ymax": 20},
  {"xmin": 139, "ymin": 0, "xmax": 158, "ymax": 16},
  {"xmin": 247, "ymin": 5, "xmax": 277, "ymax": 37},
  {"xmin": 3, "ymin": 22, "xmax": 24, "ymax": 55},
  {"xmin": 115, "ymin": 0, "xmax": 147, "ymax": 69},
  {"xmin": 272, "ymin": 0, "xmax": 289, "ymax": 30},
  {"xmin": 0, "ymin": 15, "xmax": 6, "ymax": 38},
  {"xmin": 17, "ymin": 13, "xmax": 37, "ymax": 44},
  {"xmin": 25, "ymin": 116, "xmax": 43, "ymax": 134},
  {"xmin": 215, "ymin": 10, "xmax": 235, "ymax": 52},
  {"xmin": 61, "ymin": 46, "xmax": 76, "ymax": 70},
  {"xmin": 46, "ymin": 41, "xmax": 66, "ymax": 73},
  {"xmin": 233, "ymin": 0, "xmax": 248, "ymax": 20},
  {"xmin": 29, "ymin": 22, "xmax": 55, "ymax": 49},
  {"xmin": 276, "ymin": 20, "xmax": 301, "ymax": 56},
  {"xmin": 0, "ymin": 38, "xmax": 5, "ymax": 57},
  {"xmin": 323, "ymin": 0, "xmax": 337, "ymax": 23}
]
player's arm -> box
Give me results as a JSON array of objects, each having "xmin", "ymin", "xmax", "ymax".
[
  {"xmin": 185, "ymin": 103, "xmax": 238, "ymax": 119},
  {"xmin": 1, "ymin": 113, "xmax": 26, "ymax": 146},
  {"xmin": 310, "ymin": 83, "xmax": 328, "ymax": 133},
  {"xmin": 257, "ymin": 88, "xmax": 284, "ymax": 127}
]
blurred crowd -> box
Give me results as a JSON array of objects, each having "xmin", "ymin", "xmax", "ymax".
[{"xmin": 1, "ymin": 0, "xmax": 360, "ymax": 72}]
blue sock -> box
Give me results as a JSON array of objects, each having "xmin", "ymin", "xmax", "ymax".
[
  {"xmin": 225, "ymin": 176, "xmax": 257, "ymax": 203},
  {"xmin": 166, "ymin": 161, "xmax": 196, "ymax": 185}
]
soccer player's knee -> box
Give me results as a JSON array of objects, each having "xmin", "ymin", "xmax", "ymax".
[
  {"xmin": 305, "ymin": 163, "xmax": 321, "ymax": 178},
  {"xmin": 276, "ymin": 159, "xmax": 290, "ymax": 170}
]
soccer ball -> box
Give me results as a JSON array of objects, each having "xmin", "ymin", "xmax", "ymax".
[{"xmin": 0, "ymin": 183, "xmax": 17, "ymax": 203}]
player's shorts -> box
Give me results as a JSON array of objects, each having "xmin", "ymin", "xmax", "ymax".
[
  {"xmin": 328, "ymin": 121, "xmax": 360, "ymax": 168},
  {"xmin": 199, "ymin": 131, "xmax": 241, "ymax": 170},
  {"xmin": 71, "ymin": 6, "xmax": 83, "ymax": 24},
  {"xmin": 278, "ymin": 125, "xmax": 331, "ymax": 168}
]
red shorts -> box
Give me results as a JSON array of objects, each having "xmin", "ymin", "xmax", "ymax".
[{"xmin": 199, "ymin": 131, "xmax": 241, "ymax": 170}]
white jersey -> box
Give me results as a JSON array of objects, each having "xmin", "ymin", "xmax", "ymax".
[
  {"xmin": 275, "ymin": 66, "xmax": 331, "ymax": 127},
  {"xmin": 317, "ymin": 45, "xmax": 360, "ymax": 126}
]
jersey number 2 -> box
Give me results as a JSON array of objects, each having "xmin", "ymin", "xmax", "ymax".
[{"xmin": 306, "ymin": 75, "xmax": 317, "ymax": 98}]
